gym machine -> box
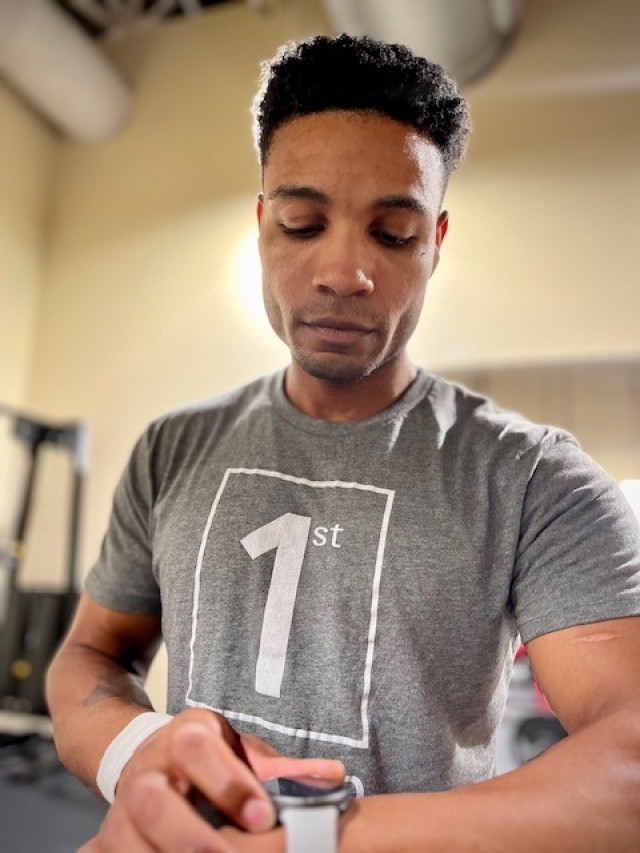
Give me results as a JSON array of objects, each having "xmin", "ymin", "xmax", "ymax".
[{"xmin": 0, "ymin": 403, "xmax": 88, "ymax": 726}]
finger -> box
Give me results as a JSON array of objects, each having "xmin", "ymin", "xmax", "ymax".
[
  {"xmin": 215, "ymin": 713, "xmax": 252, "ymax": 766},
  {"xmin": 127, "ymin": 771, "xmax": 234, "ymax": 853},
  {"xmin": 220, "ymin": 823, "xmax": 286, "ymax": 852},
  {"xmin": 238, "ymin": 732, "xmax": 279, "ymax": 758},
  {"xmin": 169, "ymin": 723, "xmax": 275, "ymax": 832},
  {"xmin": 250, "ymin": 753, "xmax": 346, "ymax": 783},
  {"xmin": 84, "ymin": 800, "xmax": 155, "ymax": 853},
  {"xmin": 239, "ymin": 731, "xmax": 346, "ymax": 782}
]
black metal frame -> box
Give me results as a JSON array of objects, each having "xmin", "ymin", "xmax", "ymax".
[{"xmin": 0, "ymin": 404, "xmax": 88, "ymax": 717}]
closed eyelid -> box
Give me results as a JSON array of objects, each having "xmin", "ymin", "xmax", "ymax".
[
  {"xmin": 278, "ymin": 216, "xmax": 325, "ymax": 233},
  {"xmin": 272, "ymin": 200, "xmax": 327, "ymax": 224},
  {"xmin": 280, "ymin": 222, "xmax": 323, "ymax": 231},
  {"xmin": 371, "ymin": 213, "xmax": 422, "ymax": 239}
]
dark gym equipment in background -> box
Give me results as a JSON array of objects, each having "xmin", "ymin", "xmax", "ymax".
[
  {"xmin": 0, "ymin": 405, "xmax": 107, "ymax": 852},
  {"xmin": 0, "ymin": 404, "xmax": 87, "ymax": 717}
]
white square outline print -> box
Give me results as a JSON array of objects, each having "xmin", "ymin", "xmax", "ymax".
[{"xmin": 185, "ymin": 467, "xmax": 395, "ymax": 750}]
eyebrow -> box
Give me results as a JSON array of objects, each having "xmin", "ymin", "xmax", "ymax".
[
  {"xmin": 373, "ymin": 195, "xmax": 428, "ymax": 217},
  {"xmin": 268, "ymin": 185, "xmax": 329, "ymax": 204},
  {"xmin": 268, "ymin": 185, "xmax": 428, "ymax": 217}
]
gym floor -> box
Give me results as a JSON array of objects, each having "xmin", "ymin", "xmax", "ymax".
[{"xmin": 0, "ymin": 736, "xmax": 107, "ymax": 852}]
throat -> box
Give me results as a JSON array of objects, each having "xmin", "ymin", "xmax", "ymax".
[{"xmin": 285, "ymin": 358, "xmax": 417, "ymax": 422}]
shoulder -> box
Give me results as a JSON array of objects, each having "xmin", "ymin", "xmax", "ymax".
[
  {"xmin": 424, "ymin": 372, "xmax": 575, "ymax": 461},
  {"xmin": 144, "ymin": 373, "xmax": 276, "ymax": 445},
  {"xmin": 123, "ymin": 373, "xmax": 278, "ymax": 480}
]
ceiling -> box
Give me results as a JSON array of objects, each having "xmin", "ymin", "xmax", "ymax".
[
  {"xmin": 5, "ymin": 0, "xmax": 638, "ymax": 143},
  {"xmin": 54, "ymin": 0, "xmax": 239, "ymax": 39},
  {"xmin": 55, "ymin": 0, "xmax": 523, "ymax": 86}
]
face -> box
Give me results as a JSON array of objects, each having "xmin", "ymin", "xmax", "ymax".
[{"xmin": 257, "ymin": 110, "xmax": 448, "ymax": 385}]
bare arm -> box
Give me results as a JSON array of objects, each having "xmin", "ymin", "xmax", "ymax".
[
  {"xmin": 46, "ymin": 592, "xmax": 163, "ymax": 793},
  {"xmin": 320, "ymin": 616, "xmax": 640, "ymax": 852},
  {"xmin": 48, "ymin": 594, "xmax": 344, "ymax": 852}
]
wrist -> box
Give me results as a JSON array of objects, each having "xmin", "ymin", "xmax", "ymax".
[
  {"xmin": 264, "ymin": 778, "xmax": 356, "ymax": 853},
  {"xmin": 96, "ymin": 710, "xmax": 173, "ymax": 802}
]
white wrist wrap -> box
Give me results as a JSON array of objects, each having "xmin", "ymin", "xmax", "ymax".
[{"xmin": 96, "ymin": 711, "xmax": 173, "ymax": 803}]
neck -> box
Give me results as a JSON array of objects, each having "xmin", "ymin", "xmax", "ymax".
[{"xmin": 284, "ymin": 355, "xmax": 417, "ymax": 422}]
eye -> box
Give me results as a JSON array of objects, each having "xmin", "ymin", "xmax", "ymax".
[
  {"xmin": 372, "ymin": 230, "xmax": 417, "ymax": 248},
  {"xmin": 279, "ymin": 223, "xmax": 324, "ymax": 239}
]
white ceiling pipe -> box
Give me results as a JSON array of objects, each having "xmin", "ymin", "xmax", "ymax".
[
  {"xmin": 0, "ymin": 0, "xmax": 132, "ymax": 142},
  {"xmin": 320, "ymin": 0, "xmax": 522, "ymax": 86}
]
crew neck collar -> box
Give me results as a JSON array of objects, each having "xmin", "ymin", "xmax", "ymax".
[{"xmin": 270, "ymin": 368, "xmax": 433, "ymax": 435}]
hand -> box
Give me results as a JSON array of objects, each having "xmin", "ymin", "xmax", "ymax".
[{"xmin": 79, "ymin": 708, "xmax": 344, "ymax": 852}]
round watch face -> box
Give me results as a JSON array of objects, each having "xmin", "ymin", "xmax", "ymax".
[{"xmin": 263, "ymin": 777, "xmax": 356, "ymax": 809}]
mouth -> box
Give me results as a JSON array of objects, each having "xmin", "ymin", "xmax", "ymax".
[{"xmin": 302, "ymin": 317, "xmax": 374, "ymax": 344}]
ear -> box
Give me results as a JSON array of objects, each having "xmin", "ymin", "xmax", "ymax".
[
  {"xmin": 436, "ymin": 210, "xmax": 449, "ymax": 248},
  {"xmin": 431, "ymin": 210, "xmax": 449, "ymax": 273},
  {"xmin": 256, "ymin": 192, "xmax": 264, "ymax": 225}
]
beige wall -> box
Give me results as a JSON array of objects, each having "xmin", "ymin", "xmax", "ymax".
[
  {"xmin": 410, "ymin": 0, "xmax": 640, "ymax": 369},
  {"xmin": 2, "ymin": 0, "xmax": 639, "ymax": 705},
  {"xmin": 0, "ymin": 81, "xmax": 56, "ymax": 553},
  {"xmin": 0, "ymin": 82, "xmax": 55, "ymax": 408}
]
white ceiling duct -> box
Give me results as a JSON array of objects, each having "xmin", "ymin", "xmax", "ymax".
[
  {"xmin": 321, "ymin": 0, "xmax": 523, "ymax": 86},
  {"xmin": 0, "ymin": 0, "xmax": 131, "ymax": 142}
]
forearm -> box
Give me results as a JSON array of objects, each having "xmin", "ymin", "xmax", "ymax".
[
  {"xmin": 46, "ymin": 642, "xmax": 156, "ymax": 794},
  {"xmin": 339, "ymin": 703, "xmax": 640, "ymax": 852}
]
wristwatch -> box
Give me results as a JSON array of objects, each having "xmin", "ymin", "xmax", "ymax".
[{"xmin": 263, "ymin": 777, "xmax": 356, "ymax": 853}]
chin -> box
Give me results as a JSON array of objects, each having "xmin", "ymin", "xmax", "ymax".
[{"xmin": 293, "ymin": 351, "xmax": 377, "ymax": 385}]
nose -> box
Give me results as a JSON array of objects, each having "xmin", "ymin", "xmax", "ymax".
[{"xmin": 311, "ymin": 228, "xmax": 374, "ymax": 297}]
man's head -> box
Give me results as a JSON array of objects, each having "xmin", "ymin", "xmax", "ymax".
[
  {"xmin": 252, "ymin": 33, "xmax": 470, "ymax": 181},
  {"xmin": 253, "ymin": 35, "xmax": 470, "ymax": 395}
]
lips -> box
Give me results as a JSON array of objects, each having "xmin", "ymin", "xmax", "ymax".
[
  {"xmin": 302, "ymin": 317, "xmax": 374, "ymax": 345},
  {"xmin": 303, "ymin": 317, "xmax": 373, "ymax": 333}
]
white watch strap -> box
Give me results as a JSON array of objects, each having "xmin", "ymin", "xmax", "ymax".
[{"xmin": 280, "ymin": 804, "xmax": 339, "ymax": 853}]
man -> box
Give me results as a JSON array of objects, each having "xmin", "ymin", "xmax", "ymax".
[{"xmin": 46, "ymin": 34, "xmax": 640, "ymax": 851}]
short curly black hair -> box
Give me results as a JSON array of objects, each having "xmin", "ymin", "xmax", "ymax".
[{"xmin": 252, "ymin": 33, "xmax": 471, "ymax": 179}]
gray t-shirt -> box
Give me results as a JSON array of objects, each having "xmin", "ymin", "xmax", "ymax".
[{"xmin": 86, "ymin": 369, "xmax": 640, "ymax": 796}]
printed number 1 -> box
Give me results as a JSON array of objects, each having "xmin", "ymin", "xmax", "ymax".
[{"xmin": 240, "ymin": 513, "xmax": 311, "ymax": 697}]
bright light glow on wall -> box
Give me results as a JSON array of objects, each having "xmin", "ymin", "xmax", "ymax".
[
  {"xmin": 234, "ymin": 233, "xmax": 270, "ymax": 332},
  {"xmin": 620, "ymin": 480, "xmax": 640, "ymax": 523}
]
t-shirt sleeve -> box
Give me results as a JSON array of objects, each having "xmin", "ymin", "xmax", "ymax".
[
  {"xmin": 512, "ymin": 435, "xmax": 640, "ymax": 644},
  {"xmin": 84, "ymin": 428, "xmax": 161, "ymax": 615}
]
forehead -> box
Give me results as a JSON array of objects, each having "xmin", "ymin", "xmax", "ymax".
[{"xmin": 263, "ymin": 110, "xmax": 445, "ymax": 205}]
